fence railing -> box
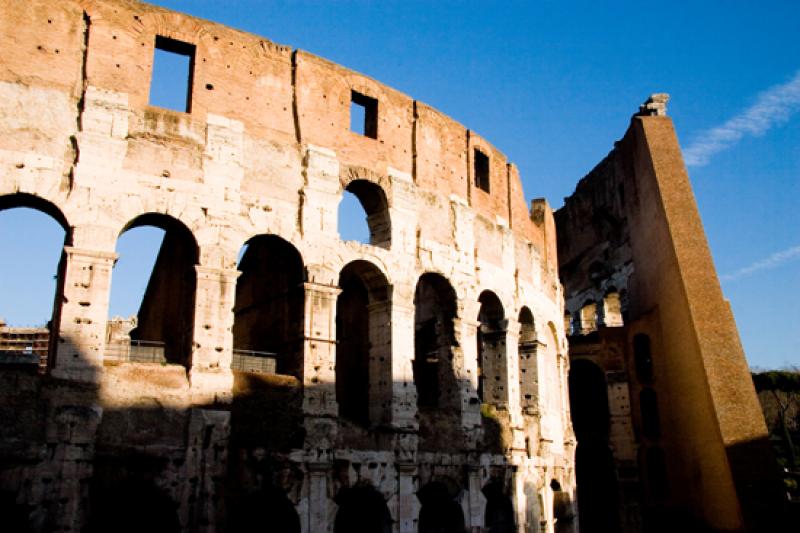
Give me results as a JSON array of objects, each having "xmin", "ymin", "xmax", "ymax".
[
  {"xmin": 231, "ymin": 349, "xmax": 277, "ymax": 374},
  {"xmin": 105, "ymin": 339, "xmax": 167, "ymax": 364}
]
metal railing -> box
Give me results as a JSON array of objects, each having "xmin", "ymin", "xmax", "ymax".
[
  {"xmin": 231, "ymin": 349, "xmax": 277, "ymax": 374},
  {"xmin": 105, "ymin": 339, "xmax": 167, "ymax": 364}
]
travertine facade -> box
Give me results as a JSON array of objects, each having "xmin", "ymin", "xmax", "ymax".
[
  {"xmin": 0, "ymin": 2, "xmax": 781, "ymax": 532},
  {"xmin": 0, "ymin": 1, "xmax": 574, "ymax": 531}
]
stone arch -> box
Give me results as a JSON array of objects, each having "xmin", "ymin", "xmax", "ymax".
[
  {"xmin": 334, "ymin": 483, "xmax": 392, "ymax": 533},
  {"xmin": 518, "ymin": 306, "xmax": 538, "ymax": 411},
  {"xmin": 0, "ymin": 193, "xmax": 72, "ymax": 370},
  {"xmin": 0, "ymin": 192, "xmax": 71, "ymax": 235},
  {"xmin": 413, "ymin": 272, "xmax": 461, "ymax": 448},
  {"xmin": 477, "ymin": 290, "xmax": 508, "ymax": 406},
  {"xmin": 108, "ymin": 212, "xmax": 198, "ymax": 369},
  {"xmin": 338, "ymin": 178, "xmax": 391, "ymax": 247},
  {"xmin": 336, "ymin": 259, "xmax": 392, "ymax": 428},
  {"xmin": 569, "ymin": 359, "xmax": 620, "ymax": 533},
  {"xmin": 417, "ymin": 480, "xmax": 465, "ymax": 533},
  {"xmin": 232, "ymin": 234, "xmax": 305, "ymax": 378},
  {"xmin": 482, "ymin": 479, "xmax": 516, "ymax": 533}
]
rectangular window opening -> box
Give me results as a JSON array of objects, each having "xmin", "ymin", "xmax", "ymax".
[
  {"xmin": 149, "ymin": 35, "xmax": 196, "ymax": 113},
  {"xmin": 350, "ymin": 91, "xmax": 378, "ymax": 139},
  {"xmin": 474, "ymin": 148, "xmax": 490, "ymax": 193}
]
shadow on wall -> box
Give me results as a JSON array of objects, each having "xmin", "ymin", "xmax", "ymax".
[{"xmin": 0, "ymin": 356, "xmax": 530, "ymax": 533}]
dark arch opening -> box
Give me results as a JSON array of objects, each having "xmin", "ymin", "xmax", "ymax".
[
  {"xmin": 229, "ymin": 486, "xmax": 301, "ymax": 533},
  {"xmin": 87, "ymin": 478, "xmax": 179, "ymax": 533},
  {"xmin": 0, "ymin": 196, "xmax": 71, "ymax": 372},
  {"xmin": 334, "ymin": 484, "xmax": 392, "ymax": 533},
  {"xmin": 417, "ymin": 481, "xmax": 465, "ymax": 533},
  {"xmin": 477, "ymin": 290, "xmax": 507, "ymax": 405},
  {"xmin": 640, "ymin": 387, "xmax": 661, "ymax": 439},
  {"xmin": 413, "ymin": 273, "xmax": 460, "ymax": 449},
  {"xmin": 633, "ymin": 333, "xmax": 653, "ymax": 383},
  {"xmin": 569, "ymin": 359, "xmax": 620, "ymax": 533},
  {"xmin": 482, "ymin": 481, "xmax": 516, "ymax": 533},
  {"xmin": 518, "ymin": 306, "xmax": 538, "ymax": 410},
  {"xmin": 108, "ymin": 213, "xmax": 198, "ymax": 368},
  {"xmin": 336, "ymin": 260, "xmax": 391, "ymax": 428},
  {"xmin": 233, "ymin": 235, "xmax": 305, "ymax": 378},
  {"xmin": 339, "ymin": 180, "xmax": 391, "ymax": 247},
  {"xmin": 645, "ymin": 446, "xmax": 669, "ymax": 500}
]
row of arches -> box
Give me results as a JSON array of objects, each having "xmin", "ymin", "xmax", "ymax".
[
  {"xmin": 0, "ymin": 195, "xmax": 556, "ymax": 433},
  {"xmin": 86, "ymin": 477, "xmax": 518, "ymax": 533},
  {"xmin": 564, "ymin": 289, "xmax": 625, "ymax": 336}
]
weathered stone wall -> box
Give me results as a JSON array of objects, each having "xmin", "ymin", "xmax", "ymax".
[
  {"xmin": 0, "ymin": 1, "xmax": 573, "ymax": 532},
  {"xmin": 556, "ymin": 97, "xmax": 785, "ymax": 532}
]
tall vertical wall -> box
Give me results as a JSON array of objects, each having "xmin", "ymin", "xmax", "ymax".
[{"xmin": 556, "ymin": 98, "xmax": 785, "ymax": 531}]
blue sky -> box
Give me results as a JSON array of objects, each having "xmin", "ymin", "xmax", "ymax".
[{"xmin": 1, "ymin": 0, "xmax": 797, "ymax": 369}]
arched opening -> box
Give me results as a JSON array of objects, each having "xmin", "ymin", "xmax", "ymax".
[
  {"xmin": 0, "ymin": 194, "xmax": 70, "ymax": 372},
  {"xmin": 518, "ymin": 307, "xmax": 538, "ymax": 411},
  {"xmin": 230, "ymin": 486, "xmax": 301, "ymax": 533},
  {"xmin": 645, "ymin": 446, "xmax": 669, "ymax": 500},
  {"xmin": 334, "ymin": 484, "xmax": 392, "ymax": 533},
  {"xmin": 483, "ymin": 480, "xmax": 515, "ymax": 533},
  {"xmin": 336, "ymin": 260, "xmax": 391, "ymax": 428},
  {"xmin": 633, "ymin": 333, "xmax": 653, "ymax": 383},
  {"xmin": 87, "ymin": 478, "xmax": 179, "ymax": 533},
  {"xmin": 579, "ymin": 300, "xmax": 597, "ymax": 334},
  {"xmin": 232, "ymin": 235, "xmax": 305, "ymax": 377},
  {"xmin": 602, "ymin": 289, "xmax": 623, "ymax": 327},
  {"xmin": 107, "ymin": 214, "xmax": 198, "ymax": 368},
  {"xmin": 569, "ymin": 359, "xmax": 620, "ymax": 533},
  {"xmin": 417, "ymin": 481, "xmax": 465, "ymax": 533},
  {"xmin": 477, "ymin": 291, "xmax": 508, "ymax": 406},
  {"xmin": 338, "ymin": 180, "xmax": 390, "ymax": 247},
  {"xmin": 413, "ymin": 273, "xmax": 460, "ymax": 447},
  {"xmin": 550, "ymin": 479, "xmax": 574, "ymax": 533},
  {"xmin": 640, "ymin": 388, "xmax": 661, "ymax": 439}
]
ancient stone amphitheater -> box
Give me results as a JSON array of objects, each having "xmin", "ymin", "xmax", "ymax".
[{"xmin": 0, "ymin": 1, "xmax": 784, "ymax": 532}]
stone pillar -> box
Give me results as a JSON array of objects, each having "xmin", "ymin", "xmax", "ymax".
[
  {"xmin": 459, "ymin": 317, "xmax": 482, "ymax": 435},
  {"xmin": 396, "ymin": 463, "xmax": 418, "ymax": 533},
  {"xmin": 189, "ymin": 266, "xmax": 240, "ymax": 403},
  {"xmin": 467, "ymin": 466, "xmax": 485, "ymax": 532},
  {"xmin": 302, "ymin": 282, "xmax": 340, "ymax": 450},
  {"xmin": 389, "ymin": 300, "xmax": 417, "ymax": 431},
  {"xmin": 512, "ymin": 465, "xmax": 528, "ymax": 533},
  {"xmin": 367, "ymin": 299, "xmax": 392, "ymax": 425},
  {"xmin": 307, "ymin": 463, "xmax": 332, "ymax": 533},
  {"xmin": 52, "ymin": 246, "xmax": 116, "ymax": 382},
  {"xmin": 301, "ymin": 145, "xmax": 340, "ymax": 240}
]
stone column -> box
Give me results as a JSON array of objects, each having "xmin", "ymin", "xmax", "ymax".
[
  {"xmin": 459, "ymin": 317, "xmax": 482, "ymax": 436},
  {"xmin": 302, "ymin": 282, "xmax": 340, "ymax": 450},
  {"xmin": 389, "ymin": 300, "xmax": 417, "ymax": 431},
  {"xmin": 189, "ymin": 266, "xmax": 240, "ymax": 403},
  {"xmin": 396, "ymin": 462, "xmax": 418, "ymax": 533},
  {"xmin": 51, "ymin": 246, "xmax": 116, "ymax": 382},
  {"xmin": 367, "ymin": 299, "xmax": 392, "ymax": 425},
  {"xmin": 467, "ymin": 466, "xmax": 485, "ymax": 532},
  {"xmin": 307, "ymin": 462, "xmax": 332, "ymax": 533}
]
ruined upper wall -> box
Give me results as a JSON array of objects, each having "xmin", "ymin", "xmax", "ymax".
[
  {"xmin": 555, "ymin": 97, "xmax": 782, "ymax": 530},
  {"xmin": 0, "ymin": 0, "xmax": 546, "ymax": 254}
]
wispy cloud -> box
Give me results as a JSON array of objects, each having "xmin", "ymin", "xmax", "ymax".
[
  {"xmin": 720, "ymin": 244, "xmax": 800, "ymax": 282},
  {"xmin": 683, "ymin": 70, "xmax": 800, "ymax": 167}
]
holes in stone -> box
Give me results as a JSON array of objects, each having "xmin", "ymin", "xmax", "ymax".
[
  {"xmin": 350, "ymin": 90, "xmax": 378, "ymax": 139},
  {"xmin": 474, "ymin": 148, "xmax": 490, "ymax": 193},
  {"xmin": 149, "ymin": 35, "xmax": 195, "ymax": 113}
]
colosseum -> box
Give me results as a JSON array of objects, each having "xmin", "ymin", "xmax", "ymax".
[{"xmin": 0, "ymin": 1, "xmax": 785, "ymax": 532}]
